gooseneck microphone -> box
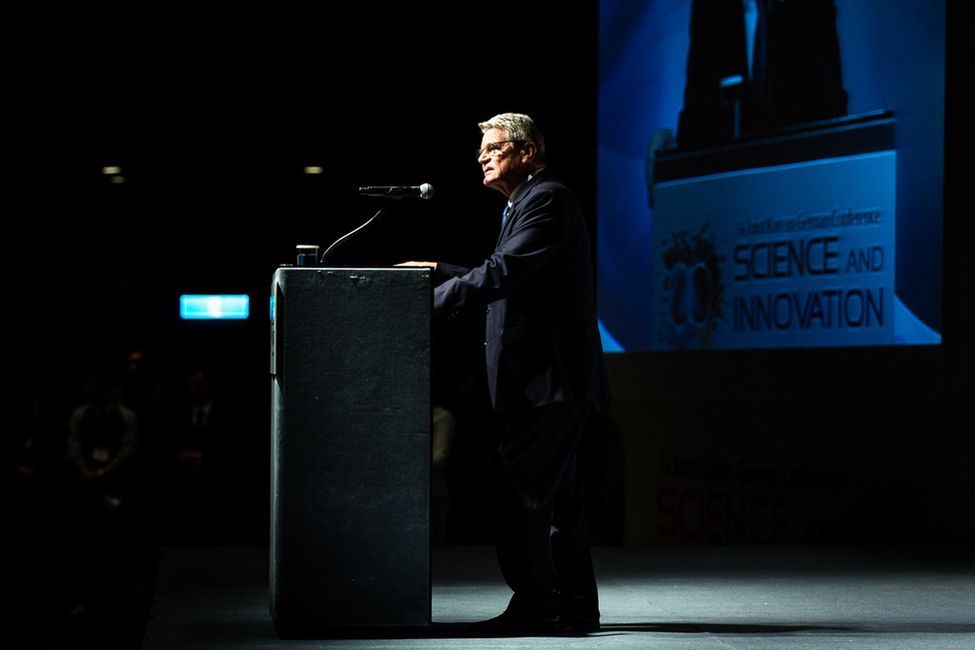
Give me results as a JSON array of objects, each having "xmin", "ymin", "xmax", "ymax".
[
  {"xmin": 320, "ymin": 183, "xmax": 435, "ymax": 265},
  {"xmin": 358, "ymin": 184, "xmax": 434, "ymax": 200}
]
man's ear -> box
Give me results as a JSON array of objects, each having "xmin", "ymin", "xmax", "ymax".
[{"xmin": 521, "ymin": 141, "xmax": 537, "ymax": 164}]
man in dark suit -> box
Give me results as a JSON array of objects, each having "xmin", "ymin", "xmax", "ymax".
[
  {"xmin": 400, "ymin": 113, "xmax": 610, "ymax": 634},
  {"xmin": 678, "ymin": 0, "xmax": 847, "ymax": 149}
]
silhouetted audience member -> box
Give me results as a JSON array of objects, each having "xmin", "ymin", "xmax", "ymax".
[
  {"xmin": 111, "ymin": 348, "xmax": 166, "ymax": 589},
  {"xmin": 113, "ymin": 348, "xmax": 164, "ymax": 445},
  {"xmin": 160, "ymin": 368, "xmax": 234, "ymax": 544},
  {"xmin": 5, "ymin": 370, "xmax": 64, "ymax": 504},
  {"xmin": 3, "ymin": 369, "xmax": 70, "ymax": 629},
  {"xmin": 65, "ymin": 367, "xmax": 140, "ymax": 618}
]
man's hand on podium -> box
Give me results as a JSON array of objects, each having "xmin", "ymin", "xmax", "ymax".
[{"xmin": 395, "ymin": 261, "xmax": 438, "ymax": 271}]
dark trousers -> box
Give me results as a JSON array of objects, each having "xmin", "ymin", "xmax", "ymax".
[{"xmin": 494, "ymin": 399, "xmax": 599, "ymax": 618}]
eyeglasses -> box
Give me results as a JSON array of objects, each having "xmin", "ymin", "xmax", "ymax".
[{"xmin": 477, "ymin": 140, "xmax": 524, "ymax": 159}]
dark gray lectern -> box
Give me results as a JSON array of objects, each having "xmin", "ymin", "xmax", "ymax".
[{"xmin": 269, "ymin": 267, "xmax": 432, "ymax": 636}]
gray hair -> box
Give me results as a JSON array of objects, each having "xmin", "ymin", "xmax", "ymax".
[{"xmin": 478, "ymin": 113, "xmax": 546, "ymax": 164}]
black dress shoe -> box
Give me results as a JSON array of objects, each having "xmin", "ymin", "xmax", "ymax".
[
  {"xmin": 468, "ymin": 609, "xmax": 560, "ymax": 636},
  {"xmin": 560, "ymin": 612, "xmax": 601, "ymax": 632}
]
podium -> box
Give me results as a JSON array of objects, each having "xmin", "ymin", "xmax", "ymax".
[{"xmin": 269, "ymin": 267, "xmax": 432, "ymax": 636}]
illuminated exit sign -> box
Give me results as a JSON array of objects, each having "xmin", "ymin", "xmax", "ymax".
[{"xmin": 180, "ymin": 295, "xmax": 250, "ymax": 320}]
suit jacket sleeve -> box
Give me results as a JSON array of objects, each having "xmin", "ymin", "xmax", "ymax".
[
  {"xmin": 432, "ymin": 186, "xmax": 568, "ymax": 319},
  {"xmin": 430, "ymin": 172, "xmax": 609, "ymax": 413}
]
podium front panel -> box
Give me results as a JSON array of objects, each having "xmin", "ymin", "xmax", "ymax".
[{"xmin": 269, "ymin": 267, "xmax": 432, "ymax": 633}]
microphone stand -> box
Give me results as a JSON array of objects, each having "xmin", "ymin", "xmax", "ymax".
[{"xmin": 319, "ymin": 202, "xmax": 394, "ymax": 266}]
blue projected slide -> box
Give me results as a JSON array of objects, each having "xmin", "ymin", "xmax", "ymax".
[{"xmin": 597, "ymin": 0, "xmax": 944, "ymax": 351}]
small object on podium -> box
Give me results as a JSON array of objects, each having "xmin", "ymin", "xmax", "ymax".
[{"xmin": 296, "ymin": 245, "xmax": 319, "ymax": 267}]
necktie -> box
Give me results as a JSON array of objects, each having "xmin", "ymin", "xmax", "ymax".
[{"xmin": 502, "ymin": 204, "xmax": 510, "ymax": 227}]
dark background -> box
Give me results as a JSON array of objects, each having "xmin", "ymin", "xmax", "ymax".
[
  {"xmin": 5, "ymin": 0, "xmax": 971, "ymax": 532},
  {"xmin": 4, "ymin": 12, "xmax": 602, "ymax": 637},
  {"xmin": 7, "ymin": 2, "xmax": 600, "ymax": 409}
]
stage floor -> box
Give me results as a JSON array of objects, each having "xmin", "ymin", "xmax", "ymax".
[{"xmin": 142, "ymin": 544, "xmax": 975, "ymax": 649}]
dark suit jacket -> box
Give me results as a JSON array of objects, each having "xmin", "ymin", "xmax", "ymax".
[
  {"xmin": 433, "ymin": 169, "xmax": 610, "ymax": 416},
  {"xmin": 678, "ymin": 0, "xmax": 847, "ymax": 149}
]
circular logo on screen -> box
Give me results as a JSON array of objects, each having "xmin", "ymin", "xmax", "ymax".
[{"xmin": 659, "ymin": 223, "xmax": 725, "ymax": 349}]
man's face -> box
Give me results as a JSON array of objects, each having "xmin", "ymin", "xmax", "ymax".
[{"xmin": 478, "ymin": 127, "xmax": 533, "ymax": 197}]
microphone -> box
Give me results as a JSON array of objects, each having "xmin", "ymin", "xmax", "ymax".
[{"xmin": 358, "ymin": 183, "xmax": 434, "ymax": 200}]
